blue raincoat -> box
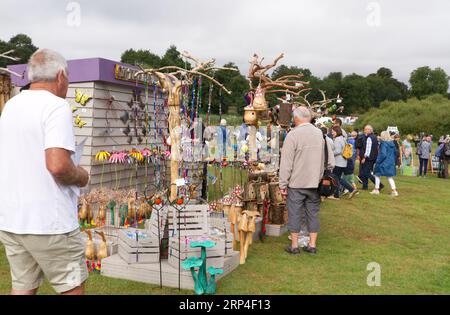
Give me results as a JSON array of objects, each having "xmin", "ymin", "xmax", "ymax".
[{"xmin": 374, "ymin": 140, "xmax": 397, "ymax": 177}]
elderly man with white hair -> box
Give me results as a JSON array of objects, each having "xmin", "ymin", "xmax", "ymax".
[
  {"xmin": 358, "ymin": 125, "xmax": 383, "ymax": 190},
  {"xmin": 0, "ymin": 49, "xmax": 89, "ymax": 295},
  {"xmin": 279, "ymin": 106, "xmax": 335, "ymax": 255}
]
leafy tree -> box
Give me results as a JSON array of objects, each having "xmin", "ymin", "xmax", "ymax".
[
  {"xmin": 0, "ymin": 34, "xmax": 38, "ymax": 67},
  {"xmin": 409, "ymin": 66, "xmax": 449, "ymax": 99},
  {"xmin": 340, "ymin": 74, "xmax": 371, "ymax": 113},
  {"xmin": 271, "ymin": 65, "xmax": 313, "ymax": 81},
  {"xmin": 120, "ymin": 49, "xmax": 161, "ymax": 68},
  {"xmin": 356, "ymin": 94, "xmax": 450, "ymax": 137},
  {"xmin": 376, "ymin": 67, "xmax": 393, "ymax": 79},
  {"xmin": 365, "ymin": 68, "xmax": 408, "ymax": 107},
  {"xmin": 161, "ymin": 45, "xmax": 190, "ymax": 69},
  {"xmin": 317, "ymin": 72, "xmax": 343, "ymax": 101}
]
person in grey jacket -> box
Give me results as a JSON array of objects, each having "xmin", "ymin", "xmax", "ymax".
[
  {"xmin": 330, "ymin": 126, "xmax": 358, "ymax": 200},
  {"xmin": 280, "ymin": 106, "xmax": 335, "ymax": 255},
  {"xmin": 418, "ymin": 135, "xmax": 432, "ymax": 177}
]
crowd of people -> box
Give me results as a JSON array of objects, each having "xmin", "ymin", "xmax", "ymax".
[{"xmin": 280, "ymin": 108, "xmax": 448, "ymax": 256}]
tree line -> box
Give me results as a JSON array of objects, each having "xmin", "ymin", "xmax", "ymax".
[
  {"xmin": 122, "ymin": 46, "xmax": 449, "ymax": 115},
  {"xmin": 1, "ymin": 34, "xmax": 448, "ymax": 116}
]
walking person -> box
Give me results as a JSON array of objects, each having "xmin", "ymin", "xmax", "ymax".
[
  {"xmin": 329, "ymin": 126, "xmax": 358, "ymax": 200},
  {"xmin": 280, "ymin": 106, "xmax": 335, "ymax": 255},
  {"xmin": 441, "ymin": 136, "xmax": 450, "ymax": 179},
  {"xmin": 358, "ymin": 125, "xmax": 383, "ymax": 190},
  {"xmin": 393, "ymin": 134, "xmax": 402, "ymax": 168},
  {"xmin": 418, "ymin": 135, "xmax": 432, "ymax": 178},
  {"xmin": 371, "ymin": 131, "xmax": 399, "ymax": 196},
  {"xmin": 0, "ymin": 49, "xmax": 90, "ymax": 295},
  {"xmin": 401, "ymin": 135, "xmax": 413, "ymax": 166}
]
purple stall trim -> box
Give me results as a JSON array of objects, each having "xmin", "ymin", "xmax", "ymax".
[{"xmin": 8, "ymin": 58, "xmax": 147, "ymax": 89}]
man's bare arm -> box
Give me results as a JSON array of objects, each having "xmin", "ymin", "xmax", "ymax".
[{"xmin": 45, "ymin": 148, "xmax": 89, "ymax": 187}]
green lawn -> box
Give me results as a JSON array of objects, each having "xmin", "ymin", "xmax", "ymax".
[{"xmin": 1, "ymin": 174, "xmax": 449, "ymax": 295}]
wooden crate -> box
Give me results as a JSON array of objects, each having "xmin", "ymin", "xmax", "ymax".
[
  {"xmin": 168, "ymin": 235, "xmax": 226, "ymax": 269},
  {"xmin": 101, "ymin": 251, "xmax": 240, "ymax": 291},
  {"xmin": 118, "ymin": 228, "xmax": 160, "ymax": 264},
  {"xmin": 265, "ymin": 224, "xmax": 288, "ymax": 237},
  {"xmin": 145, "ymin": 206, "xmax": 168, "ymax": 239},
  {"xmin": 168, "ymin": 205, "xmax": 208, "ymax": 237},
  {"xmin": 207, "ymin": 214, "xmax": 233, "ymax": 256}
]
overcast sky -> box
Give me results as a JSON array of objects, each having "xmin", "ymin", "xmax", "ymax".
[{"xmin": 1, "ymin": 0, "xmax": 449, "ymax": 84}]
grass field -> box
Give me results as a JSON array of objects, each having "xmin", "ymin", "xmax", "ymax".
[{"xmin": 1, "ymin": 173, "xmax": 449, "ymax": 295}]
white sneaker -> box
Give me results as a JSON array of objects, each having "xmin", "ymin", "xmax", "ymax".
[
  {"xmin": 370, "ymin": 189, "xmax": 380, "ymax": 195},
  {"xmin": 391, "ymin": 190, "xmax": 399, "ymax": 197}
]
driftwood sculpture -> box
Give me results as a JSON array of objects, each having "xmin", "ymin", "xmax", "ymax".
[
  {"xmin": 292, "ymin": 89, "xmax": 344, "ymax": 117},
  {"xmin": 247, "ymin": 53, "xmax": 311, "ymax": 111},
  {"xmin": 136, "ymin": 52, "xmax": 236, "ymax": 201}
]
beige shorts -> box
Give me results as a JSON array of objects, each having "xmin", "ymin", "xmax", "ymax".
[{"xmin": 0, "ymin": 229, "xmax": 88, "ymax": 293}]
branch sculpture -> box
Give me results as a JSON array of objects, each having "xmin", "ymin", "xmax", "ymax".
[
  {"xmin": 0, "ymin": 50, "xmax": 23, "ymax": 78},
  {"xmin": 135, "ymin": 52, "xmax": 236, "ymax": 201},
  {"xmin": 246, "ymin": 53, "xmax": 310, "ymax": 111},
  {"xmin": 293, "ymin": 89, "xmax": 344, "ymax": 117}
]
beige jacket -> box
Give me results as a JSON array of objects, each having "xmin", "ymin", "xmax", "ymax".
[{"xmin": 279, "ymin": 123, "xmax": 335, "ymax": 190}]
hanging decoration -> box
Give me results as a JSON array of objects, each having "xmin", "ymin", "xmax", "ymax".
[{"xmin": 135, "ymin": 51, "xmax": 237, "ymax": 201}]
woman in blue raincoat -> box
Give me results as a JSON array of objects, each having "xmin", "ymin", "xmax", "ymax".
[{"xmin": 371, "ymin": 131, "xmax": 399, "ymax": 197}]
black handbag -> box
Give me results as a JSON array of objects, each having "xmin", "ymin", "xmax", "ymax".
[{"xmin": 318, "ymin": 136, "xmax": 338, "ymax": 197}]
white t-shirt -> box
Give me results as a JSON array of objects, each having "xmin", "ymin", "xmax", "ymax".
[{"xmin": 0, "ymin": 90, "xmax": 79, "ymax": 235}]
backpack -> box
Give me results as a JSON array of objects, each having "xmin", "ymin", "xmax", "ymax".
[
  {"xmin": 342, "ymin": 142, "xmax": 354, "ymax": 160},
  {"xmin": 318, "ymin": 136, "xmax": 338, "ymax": 197}
]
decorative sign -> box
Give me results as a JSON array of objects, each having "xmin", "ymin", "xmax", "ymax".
[{"xmin": 114, "ymin": 64, "xmax": 152, "ymax": 85}]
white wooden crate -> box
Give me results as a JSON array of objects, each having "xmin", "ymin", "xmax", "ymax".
[
  {"xmin": 145, "ymin": 206, "xmax": 168, "ymax": 239},
  {"xmin": 101, "ymin": 251, "xmax": 240, "ymax": 291},
  {"xmin": 118, "ymin": 228, "xmax": 160, "ymax": 264},
  {"xmin": 265, "ymin": 224, "xmax": 288, "ymax": 237},
  {"xmin": 168, "ymin": 205, "xmax": 208, "ymax": 237},
  {"xmin": 168, "ymin": 235, "xmax": 226, "ymax": 269}
]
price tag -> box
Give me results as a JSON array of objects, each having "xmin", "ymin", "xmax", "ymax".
[{"xmin": 175, "ymin": 178, "xmax": 186, "ymax": 187}]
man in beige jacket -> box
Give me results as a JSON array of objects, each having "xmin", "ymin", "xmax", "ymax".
[{"xmin": 280, "ymin": 106, "xmax": 335, "ymax": 255}]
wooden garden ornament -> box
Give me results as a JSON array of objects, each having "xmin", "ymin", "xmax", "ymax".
[
  {"xmin": 127, "ymin": 197, "xmax": 136, "ymax": 220},
  {"xmin": 96, "ymin": 202, "xmax": 106, "ymax": 226},
  {"xmin": 85, "ymin": 230, "xmax": 95, "ymax": 261},
  {"xmin": 138, "ymin": 197, "xmax": 152, "ymax": 220},
  {"xmin": 246, "ymin": 53, "xmax": 311, "ymax": 121},
  {"xmin": 135, "ymin": 52, "xmax": 237, "ymax": 202},
  {"xmin": 238, "ymin": 210, "xmax": 260, "ymax": 264},
  {"xmin": 95, "ymin": 231, "xmax": 108, "ymax": 261},
  {"xmin": 228, "ymin": 201, "xmax": 243, "ymax": 250}
]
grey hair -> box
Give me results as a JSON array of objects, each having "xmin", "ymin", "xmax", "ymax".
[
  {"xmin": 365, "ymin": 125, "xmax": 374, "ymax": 133},
  {"xmin": 27, "ymin": 49, "xmax": 68, "ymax": 82},
  {"xmin": 293, "ymin": 106, "xmax": 312, "ymax": 121},
  {"xmin": 380, "ymin": 131, "xmax": 392, "ymax": 141}
]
